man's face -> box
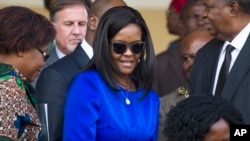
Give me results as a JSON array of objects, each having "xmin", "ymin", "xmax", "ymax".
[
  {"xmin": 166, "ymin": 7, "xmax": 181, "ymax": 35},
  {"xmin": 181, "ymin": 31, "xmax": 212, "ymax": 81},
  {"xmin": 53, "ymin": 4, "xmax": 88, "ymax": 54},
  {"xmin": 202, "ymin": 0, "xmax": 232, "ymax": 41},
  {"xmin": 181, "ymin": 2, "xmax": 206, "ymax": 36}
]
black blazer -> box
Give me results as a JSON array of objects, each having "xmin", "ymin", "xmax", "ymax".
[
  {"xmin": 153, "ymin": 46, "xmax": 186, "ymax": 97},
  {"xmin": 36, "ymin": 43, "xmax": 90, "ymax": 141},
  {"xmin": 190, "ymin": 36, "xmax": 250, "ymax": 124}
]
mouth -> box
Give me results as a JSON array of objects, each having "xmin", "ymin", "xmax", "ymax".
[
  {"xmin": 120, "ymin": 60, "xmax": 134, "ymax": 67},
  {"xmin": 70, "ymin": 39, "xmax": 82, "ymax": 43},
  {"xmin": 204, "ymin": 23, "xmax": 211, "ymax": 30}
]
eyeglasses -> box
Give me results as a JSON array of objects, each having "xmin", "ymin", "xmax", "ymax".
[
  {"xmin": 37, "ymin": 48, "xmax": 50, "ymax": 61},
  {"xmin": 111, "ymin": 41, "xmax": 145, "ymax": 54}
]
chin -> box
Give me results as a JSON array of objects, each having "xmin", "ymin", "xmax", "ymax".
[
  {"xmin": 120, "ymin": 70, "xmax": 133, "ymax": 76},
  {"xmin": 208, "ymin": 30, "xmax": 217, "ymax": 37},
  {"xmin": 28, "ymin": 73, "xmax": 38, "ymax": 82},
  {"xmin": 67, "ymin": 45, "xmax": 77, "ymax": 52},
  {"xmin": 27, "ymin": 76, "xmax": 35, "ymax": 82}
]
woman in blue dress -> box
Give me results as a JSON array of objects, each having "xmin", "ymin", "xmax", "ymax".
[{"xmin": 63, "ymin": 6, "xmax": 159, "ymax": 141}]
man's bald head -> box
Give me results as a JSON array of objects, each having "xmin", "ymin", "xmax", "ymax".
[
  {"xmin": 85, "ymin": 0, "xmax": 127, "ymax": 46},
  {"xmin": 90, "ymin": 0, "xmax": 127, "ymax": 18},
  {"xmin": 180, "ymin": 29, "xmax": 213, "ymax": 81},
  {"xmin": 180, "ymin": 29, "xmax": 213, "ymax": 52}
]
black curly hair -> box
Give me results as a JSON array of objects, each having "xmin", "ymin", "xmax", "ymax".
[{"xmin": 164, "ymin": 95, "xmax": 244, "ymax": 141}]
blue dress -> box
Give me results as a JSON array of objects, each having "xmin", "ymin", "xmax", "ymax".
[{"xmin": 63, "ymin": 69, "xmax": 159, "ymax": 141}]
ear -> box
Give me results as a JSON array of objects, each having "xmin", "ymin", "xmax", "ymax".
[
  {"xmin": 88, "ymin": 14, "xmax": 98, "ymax": 31},
  {"xmin": 228, "ymin": 1, "xmax": 239, "ymax": 16},
  {"xmin": 50, "ymin": 20, "xmax": 57, "ymax": 30},
  {"xmin": 17, "ymin": 51, "xmax": 24, "ymax": 58}
]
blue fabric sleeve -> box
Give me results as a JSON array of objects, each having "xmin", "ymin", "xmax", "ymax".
[{"xmin": 63, "ymin": 72, "xmax": 100, "ymax": 140}]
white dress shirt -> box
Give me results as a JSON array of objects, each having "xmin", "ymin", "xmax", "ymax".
[
  {"xmin": 213, "ymin": 22, "xmax": 250, "ymax": 95},
  {"xmin": 81, "ymin": 39, "xmax": 93, "ymax": 59}
]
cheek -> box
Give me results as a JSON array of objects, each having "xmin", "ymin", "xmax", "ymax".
[
  {"xmin": 26, "ymin": 56, "xmax": 45, "ymax": 81},
  {"xmin": 110, "ymin": 50, "xmax": 119, "ymax": 60},
  {"xmin": 57, "ymin": 26, "xmax": 71, "ymax": 36},
  {"xmin": 135, "ymin": 53, "xmax": 142, "ymax": 59},
  {"xmin": 27, "ymin": 61, "xmax": 45, "ymax": 81},
  {"xmin": 182, "ymin": 62, "xmax": 189, "ymax": 71},
  {"xmin": 81, "ymin": 28, "xmax": 87, "ymax": 36}
]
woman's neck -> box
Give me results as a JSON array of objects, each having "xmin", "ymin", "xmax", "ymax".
[{"xmin": 115, "ymin": 75, "xmax": 136, "ymax": 91}]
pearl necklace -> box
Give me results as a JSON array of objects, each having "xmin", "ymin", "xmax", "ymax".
[
  {"xmin": 117, "ymin": 83, "xmax": 131, "ymax": 105},
  {"xmin": 120, "ymin": 89, "xmax": 131, "ymax": 105}
]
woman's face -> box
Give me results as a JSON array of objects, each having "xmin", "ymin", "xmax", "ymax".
[
  {"xmin": 110, "ymin": 23, "xmax": 143, "ymax": 77},
  {"xmin": 203, "ymin": 118, "xmax": 230, "ymax": 141},
  {"xmin": 18, "ymin": 45, "xmax": 48, "ymax": 82}
]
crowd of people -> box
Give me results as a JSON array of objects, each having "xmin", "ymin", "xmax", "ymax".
[{"xmin": 0, "ymin": 0, "xmax": 249, "ymax": 140}]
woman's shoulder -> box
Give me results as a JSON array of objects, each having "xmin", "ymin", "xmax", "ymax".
[
  {"xmin": 76, "ymin": 69, "xmax": 100, "ymax": 78},
  {"xmin": 73, "ymin": 69, "xmax": 101, "ymax": 81},
  {"xmin": 70, "ymin": 69, "xmax": 105, "ymax": 87},
  {"xmin": 146, "ymin": 89, "xmax": 160, "ymax": 102}
]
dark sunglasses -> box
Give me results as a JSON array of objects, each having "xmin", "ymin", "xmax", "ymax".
[
  {"xmin": 111, "ymin": 41, "xmax": 145, "ymax": 54},
  {"xmin": 37, "ymin": 48, "xmax": 50, "ymax": 61}
]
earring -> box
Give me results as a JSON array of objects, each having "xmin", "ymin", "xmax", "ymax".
[{"xmin": 138, "ymin": 59, "xmax": 140, "ymax": 63}]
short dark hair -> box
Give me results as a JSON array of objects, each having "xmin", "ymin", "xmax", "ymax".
[
  {"xmin": 44, "ymin": 0, "xmax": 91, "ymax": 11},
  {"xmin": 49, "ymin": 0, "xmax": 89, "ymax": 21},
  {"xmin": 228, "ymin": 0, "xmax": 250, "ymax": 14},
  {"xmin": 87, "ymin": 6, "xmax": 155, "ymax": 97},
  {"xmin": 164, "ymin": 95, "xmax": 244, "ymax": 141},
  {"xmin": 0, "ymin": 6, "xmax": 56, "ymax": 54}
]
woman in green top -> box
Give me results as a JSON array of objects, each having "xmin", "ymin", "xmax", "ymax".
[{"xmin": 0, "ymin": 6, "xmax": 55, "ymax": 140}]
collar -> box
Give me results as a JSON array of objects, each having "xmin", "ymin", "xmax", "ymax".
[
  {"xmin": 55, "ymin": 46, "xmax": 66, "ymax": 59},
  {"xmin": 228, "ymin": 22, "xmax": 250, "ymax": 51},
  {"xmin": 81, "ymin": 39, "xmax": 93, "ymax": 59}
]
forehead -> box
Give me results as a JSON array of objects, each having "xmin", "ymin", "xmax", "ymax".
[
  {"xmin": 203, "ymin": 0, "xmax": 224, "ymax": 5},
  {"xmin": 188, "ymin": 2, "xmax": 204, "ymax": 11},
  {"xmin": 180, "ymin": 35, "xmax": 209, "ymax": 52},
  {"xmin": 55, "ymin": 4, "xmax": 87, "ymax": 18},
  {"xmin": 203, "ymin": 119, "xmax": 230, "ymax": 141},
  {"xmin": 182, "ymin": 2, "xmax": 205, "ymax": 17},
  {"xmin": 111, "ymin": 24, "xmax": 142, "ymax": 42}
]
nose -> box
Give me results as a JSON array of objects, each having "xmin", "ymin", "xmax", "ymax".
[
  {"xmin": 123, "ymin": 46, "xmax": 133, "ymax": 56},
  {"xmin": 72, "ymin": 24, "xmax": 81, "ymax": 36},
  {"xmin": 203, "ymin": 9, "xmax": 208, "ymax": 19},
  {"xmin": 197, "ymin": 15, "xmax": 205, "ymax": 27}
]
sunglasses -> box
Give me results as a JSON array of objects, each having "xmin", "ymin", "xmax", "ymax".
[
  {"xmin": 37, "ymin": 48, "xmax": 50, "ymax": 61},
  {"xmin": 111, "ymin": 41, "xmax": 145, "ymax": 54}
]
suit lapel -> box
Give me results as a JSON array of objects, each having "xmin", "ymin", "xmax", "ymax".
[
  {"xmin": 204, "ymin": 38, "xmax": 224, "ymax": 93},
  {"xmin": 46, "ymin": 48, "xmax": 59, "ymax": 66},
  {"xmin": 72, "ymin": 43, "xmax": 90, "ymax": 69},
  {"xmin": 169, "ymin": 47, "xmax": 184, "ymax": 83},
  {"xmin": 222, "ymin": 35, "xmax": 250, "ymax": 100}
]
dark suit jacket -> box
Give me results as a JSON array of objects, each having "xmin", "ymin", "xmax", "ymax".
[
  {"xmin": 158, "ymin": 90, "xmax": 186, "ymax": 141},
  {"xmin": 31, "ymin": 47, "xmax": 59, "ymax": 87},
  {"xmin": 36, "ymin": 44, "xmax": 90, "ymax": 141},
  {"xmin": 190, "ymin": 37, "xmax": 250, "ymax": 124},
  {"xmin": 153, "ymin": 46, "xmax": 186, "ymax": 97}
]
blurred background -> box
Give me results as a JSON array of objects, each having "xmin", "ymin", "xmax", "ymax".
[{"xmin": 0, "ymin": 0, "xmax": 178, "ymax": 55}]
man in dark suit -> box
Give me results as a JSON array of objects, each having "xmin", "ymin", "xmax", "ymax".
[
  {"xmin": 153, "ymin": 0, "xmax": 187, "ymax": 97},
  {"xmin": 190, "ymin": 0, "xmax": 250, "ymax": 124},
  {"xmin": 158, "ymin": 29, "xmax": 213, "ymax": 141},
  {"xmin": 36, "ymin": 0, "xmax": 127, "ymax": 140},
  {"xmin": 153, "ymin": 0, "xmax": 205, "ymax": 97},
  {"xmin": 31, "ymin": 0, "xmax": 89, "ymax": 87}
]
